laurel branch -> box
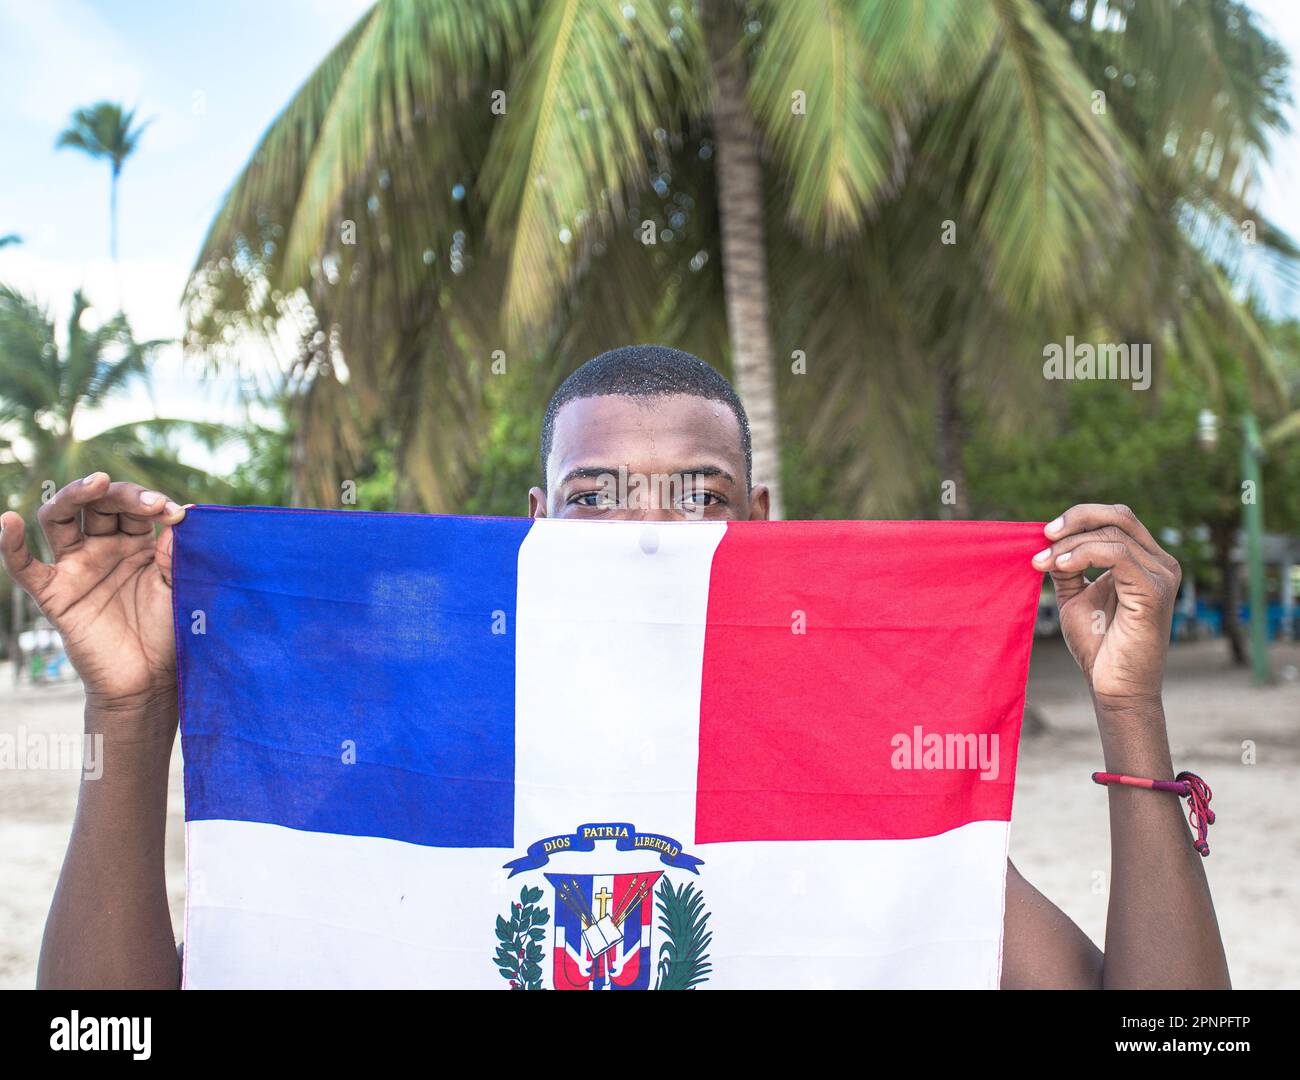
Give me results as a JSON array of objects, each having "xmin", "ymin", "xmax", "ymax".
[{"xmin": 495, "ymin": 885, "xmax": 549, "ymax": 990}]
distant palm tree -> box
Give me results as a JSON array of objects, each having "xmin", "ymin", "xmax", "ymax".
[
  {"xmin": 0, "ymin": 285, "xmax": 230, "ymax": 677},
  {"xmin": 0, "ymin": 286, "xmax": 230, "ymax": 507},
  {"xmin": 56, "ymin": 103, "xmax": 150, "ymax": 264}
]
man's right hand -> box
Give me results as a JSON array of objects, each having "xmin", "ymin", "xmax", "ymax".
[
  {"xmin": 5, "ymin": 474, "xmax": 191, "ymax": 989},
  {"xmin": 0, "ymin": 473, "xmax": 188, "ymax": 720}
]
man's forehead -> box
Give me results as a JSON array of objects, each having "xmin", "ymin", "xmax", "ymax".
[{"xmin": 547, "ymin": 393, "xmax": 744, "ymax": 478}]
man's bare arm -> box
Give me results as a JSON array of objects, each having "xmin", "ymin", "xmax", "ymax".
[
  {"xmin": 1001, "ymin": 859, "xmax": 1103, "ymax": 989},
  {"xmin": 1001, "ymin": 704, "xmax": 1229, "ymax": 990},
  {"xmin": 38, "ymin": 692, "xmax": 180, "ymax": 989},
  {"xmin": 1092, "ymin": 697, "xmax": 1228, "ymax": 988},
  {"xmin": 1, "ymin": 475, "xmax": 187, "ymax": 989},
  {"xmin": 1001, "ymin": 503, "xmax": 1230, "ymax": 990}
]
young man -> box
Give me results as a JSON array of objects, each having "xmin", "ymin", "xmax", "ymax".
[{"xmin": 2, "ymin": 345, "xmax": 1228, "ymax": 989}]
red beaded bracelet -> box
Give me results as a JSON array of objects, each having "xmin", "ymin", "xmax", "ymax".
[{"xmin": 1091, "ymin": 771, "xmax": 1216, "ymax": 857}]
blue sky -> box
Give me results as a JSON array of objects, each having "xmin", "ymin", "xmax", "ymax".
[
  {"xmin": 0, "ymin": 0, "xmax": 373, "ymax": 470},
  {"xmin": 1, "ymin": 0, "xmax": 1298, "ymax": 475}
]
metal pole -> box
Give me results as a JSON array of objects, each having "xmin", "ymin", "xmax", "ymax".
[{"xmin": 1241, "ymin": 412, "xmax": 1272, "ymax": 686}]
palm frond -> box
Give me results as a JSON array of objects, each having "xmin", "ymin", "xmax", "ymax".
[
  {"xmin": 921, "ymin": 0, "xmax": 1133, "ymax": 313},
  {"xmin": 1263, "ymin": 409, "xmax": 1300, "ymax": 448},
  {"xmin": 483, "ymin": 0, "xmax": 703, "ymax": 345},
  {"xmin": 0, "ymin": 283, "xmax": 225, "ymax": 514},
  {"xmin": 842, "ymin": 0, "xmax": 1000, "ymax": 108},
  {"xmin": 654, "ymin": 878, "xmax": 712, "ymax": 990},
  {"xmin": 54, "ymin": 101, "xmax": 151, "ymax": 168},
  {"xmin": 279, "ymin": 0, "xmax": 532, "ymax": 286},
  {"xmin": 749, "ymin": 0, "xmax": 904, "ymax": 245}
]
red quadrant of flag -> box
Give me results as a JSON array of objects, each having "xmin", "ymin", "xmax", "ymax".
[{"xmin": 695, "ymin": 521, "xmax": 1045, "ymax": 843}]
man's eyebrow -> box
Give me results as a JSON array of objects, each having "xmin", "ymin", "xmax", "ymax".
[
  {"xmin": 677, "ymin": 464, "xmax": 736, "ymax": 483},
  {"xmin": 557, "ymin": 466, "xmax": 620, "ymax": 486},
  {"xmin": 556, "ymin": 464, "xmax": 737, "ymax": 486}
]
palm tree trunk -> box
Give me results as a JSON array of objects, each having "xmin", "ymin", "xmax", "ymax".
[
  {"xmin": 110, "ymin": 167, "xmax": 120, "ymax": 265},
  {"xmin": 935, "ymin": 351, "xmax": 970, "ymax": 519},
  {"xmin": 706, "ymin": 8, "xmax": 784, "ymax": 519},
  {"xmin": 393, "ymin": 435, "xmax": 419, "ymax": 513}
]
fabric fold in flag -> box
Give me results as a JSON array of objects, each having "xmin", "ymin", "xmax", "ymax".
[{"xmin": 173, "ymin": 508, "xmax": 1044, "ymax": 990}]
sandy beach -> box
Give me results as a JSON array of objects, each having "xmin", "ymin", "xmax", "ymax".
[{"xmin": 2, "ymin": 636, "xmax": 1297, "ymax": 989}]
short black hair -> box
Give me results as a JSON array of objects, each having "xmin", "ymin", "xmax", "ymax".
[{"xmin": 540, "ymin": 344, "xmax": 752, "ymax": 487}]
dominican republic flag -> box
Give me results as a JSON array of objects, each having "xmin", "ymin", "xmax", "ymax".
[{"xmin": 173, "ymin": 509, "xmax": 1043, "ymax": 990}]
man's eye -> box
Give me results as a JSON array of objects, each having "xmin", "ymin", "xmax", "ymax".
[
  {"xmin": 681, "ymin": 490, "xmax": 722, "ymax": 507},
  {"xmin": 569, "ymin": 491, "xmax": 616, "ymax": 508}
]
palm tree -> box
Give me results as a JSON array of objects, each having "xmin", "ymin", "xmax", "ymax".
[
  {"xmin": 769, "ymin": 0, "xmax": 1295, "ymax": 516},
  {"xmin": 56, "ymin": 103, "xmax": 150, "ymax": 264},
  {"xmin": 183, "ymin": 1, "xmax": 1123, "ymax": 516},
  {"xmin": 0, "ymin": 286, "xmax": 231, "ymax": 505},
  {"xmin": 0, "ymin": 286, "xmax": 230, "ymax": 677},
  {"xmin": 185, "ymin": 0, "xmax": 1292, "ymax": 519}
]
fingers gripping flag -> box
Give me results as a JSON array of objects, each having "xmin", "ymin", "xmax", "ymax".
[{"xmin": 173, "ymin": 509, "xmax": 1044, "ymax": 989}]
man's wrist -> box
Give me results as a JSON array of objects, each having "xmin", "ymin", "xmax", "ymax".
[
  {"xmin": 84, "ymin": 685, "xmax": 179, "ymax": 744},
  {"xmin": 1092, "ymin": 692, "xmax": 1175, "ymax": 776},
  {"xmin": 1091, "ymin": 689, "xmax": 1165, "ymax": 724}
]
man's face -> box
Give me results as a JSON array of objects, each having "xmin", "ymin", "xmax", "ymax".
[{"xmin": 529, "ymin": 393, "xmax": 770, "ymax": 521}]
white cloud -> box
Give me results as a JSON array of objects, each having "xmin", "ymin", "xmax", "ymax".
[
  {"xmin": 3, "ymin": 247, "xmax": 188, "ymax": 339},
  {"xmin": 0, "ymin": 0, "xmax": 144, "ymax": 128}
]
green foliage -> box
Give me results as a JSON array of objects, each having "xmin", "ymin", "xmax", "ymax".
[
  {"xmin": 654, "ymin": 877, "xmax": 711, "ymax": 990},
  {"xmin": 55, "ymin": 102, "xmax": 150, "ymax": 174},
  {"xmin": 460, "ymin": 361, "xmax": 549, "ymax": 517},
  {"xmin": 968, "ymin": 323, "xmax": 1300, "ymax": 581},
  {"xmin": 181, "ymin": 0, "xmax": 1297, "ymax": 524},
  {"xmin": 495, "ymin": 885, "xmax": 549, "ymax": 990},
  {"xmin": 972, "ymin": 367, "xmax": 1194, "ymax": 527},
  {"xmin": 222, "ymin": 423, "xmax": 295, "ymax": 508},
  {"xmin": 0, "ymin": 285, "xmax": 232, "ymax": 528}
]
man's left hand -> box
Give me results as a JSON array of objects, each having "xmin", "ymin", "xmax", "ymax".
[{"xmin": 1032, "ymin": 503, "xmax": 1181, "ymax": 711}]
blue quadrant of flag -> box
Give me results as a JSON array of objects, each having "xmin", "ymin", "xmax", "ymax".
[{"xmin": 175, "ymin": 508, "xmax": 532, "ymax": 847}]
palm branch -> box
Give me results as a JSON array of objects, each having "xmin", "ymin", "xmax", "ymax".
[{"xmin": 654, "ymin": 877, "xmax": 712, "ymax": 990}]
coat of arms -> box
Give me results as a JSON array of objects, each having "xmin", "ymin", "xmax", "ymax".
[{"xmin": 493, "ymin": 822, "xmax": 711, "ymax": 990}]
